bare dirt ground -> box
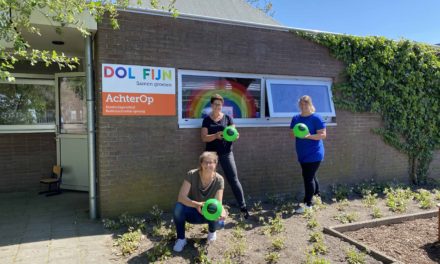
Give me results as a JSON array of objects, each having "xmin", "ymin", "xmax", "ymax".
[
  {"xmin": 107, "ymin": 187, "xmax": 440, "ymax": 264},
  {"xmin": 346, "ymin": 217, "xmax": 440, "ymax": 264}
]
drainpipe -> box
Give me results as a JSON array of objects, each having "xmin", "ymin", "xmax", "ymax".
[{"xmin": 85, "ymin": 35, "xmax": 97, "ymax": 219}]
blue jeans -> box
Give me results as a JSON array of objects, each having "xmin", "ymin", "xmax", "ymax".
[{"xmin": 173, "ymin": 202, "xmax": 224, "ymax": 239}]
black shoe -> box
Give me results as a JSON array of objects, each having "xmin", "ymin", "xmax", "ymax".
[{"xmin": 240, "ymin": 207, "xmax": 250, "ymax": 219}]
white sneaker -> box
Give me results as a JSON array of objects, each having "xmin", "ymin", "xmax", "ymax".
[
  {"xmin": 173, "ymin": 238, "xmax": 187, "ymax": 252},
  {"xmin": 207, "ymin": 231, "xmax": 217, "ymax": 242},
  {"xmin": 295, "ymin": 205, "xmax": 312, "ymax": 214}
]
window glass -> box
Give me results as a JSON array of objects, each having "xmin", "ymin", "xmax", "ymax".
[
  {"xmin": 0, "ymin": 81, "xmax": 55, "ymax": 125},
  {"xmin": 59, "ymin": 76, "xmax": 87, "ymax": 134},
  {"xmin": 266, "ymin": 79, "xmax": 335, "ymax": 118},
  {"xmin": 181, "ymin": 75, "xmax": 261, "ymax": 119}
]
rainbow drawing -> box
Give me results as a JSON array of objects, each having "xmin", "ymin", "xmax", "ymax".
[{"xmin": 185, "ymin": 79, "xmax": 257, "ymax": 118}]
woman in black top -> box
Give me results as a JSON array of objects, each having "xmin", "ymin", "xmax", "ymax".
[{"xmin": 201, "ymin": 94, "xmax": 249, "ymax": 219}]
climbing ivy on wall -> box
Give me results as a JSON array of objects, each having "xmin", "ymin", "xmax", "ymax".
[{"xmin": 293, "ymin": 31, "xmax": 440, "ymax": 184}]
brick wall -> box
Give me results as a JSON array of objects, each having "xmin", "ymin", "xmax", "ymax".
[
  {"xmin": 94, "ymin": 12, "xmax": 437, "ymax": 217},
  {"xmin": 0, "ymin": 133, "xmax": 56, "ymax": 192}
]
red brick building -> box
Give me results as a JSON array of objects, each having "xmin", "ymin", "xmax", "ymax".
[{"xmin": 1, "ymin": 1, "xmax": 438, "ymax": 218}]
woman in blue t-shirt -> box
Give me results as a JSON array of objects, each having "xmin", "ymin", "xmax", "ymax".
[
  {"xmin": 290, "ymin": 95, "xmax": 327, "ymax": 214},
  {"xmin": 201, "ymin": 94, "xmax": 249, "ymax": 219}
]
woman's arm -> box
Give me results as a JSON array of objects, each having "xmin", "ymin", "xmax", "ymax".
[
  {"xmin": 305, "ymin": 128, "xmax": 327, "ymax": 140},
  {"xmin": 177, "ymin": 180, "xmax": 203, "ymax": 210},
  {"xmin": 201, "ymin": 127, "xmax": 223, "ymax": 142}
]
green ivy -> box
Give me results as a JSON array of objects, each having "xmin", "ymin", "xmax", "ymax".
[{"xmin": 294, "ymin": 31, "xmax": 440, "ymax": 184}]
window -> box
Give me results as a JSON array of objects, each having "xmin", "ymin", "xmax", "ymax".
[
  {"xmin": 0, "ymin": 77, "xmax": 56, "ymax": 133},
  {"xmin": 179, "ymin": 71, "xmax": 262, "ymax": 127},
  {"xmin": 178, "ymin": 70, "xmax": 336, "ymax": 128},
  {"xmin": 266, "ymin": 79, "xmax": 335, "ymax": 118}
]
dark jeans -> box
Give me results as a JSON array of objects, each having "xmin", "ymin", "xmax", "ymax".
[
  {"xmin": 173, "ymin": 202, "xmax": 224, "ymax": 239},
  {"xmin": 218, "ymin": 152, "xmax": 246, "ymax": 208},
  {"xmin": 300, "ymin": 161, "xmax": 321, "ymax": 206}
]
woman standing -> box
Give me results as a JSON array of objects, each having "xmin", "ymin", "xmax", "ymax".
[
  {"xmin": 290, "ymin": 95, "xmax": 327, "ymax": 214},
  {"xmin": 201, "ymin": 94, "xmax": 249, "ymax": 219},
  {"xmin": 173, "ymin": 151, "xmax": 227, "ymax": 252}
]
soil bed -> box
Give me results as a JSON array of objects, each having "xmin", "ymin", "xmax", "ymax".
[{"xmin": 345, "ymin": 217, "xmax": 440, "ymax": 264}]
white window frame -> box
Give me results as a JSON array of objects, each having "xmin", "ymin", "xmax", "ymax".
[
  {"xmin": 178, "ymin": 70, "xmax": 337, "ymax": 128},
  {"xmin": 0, "ymin": 74, "xmax": 56, "ymax": 133},
  {"xmin": 266, "ymin": 78, "xmax": 336, "ymax": 118}
]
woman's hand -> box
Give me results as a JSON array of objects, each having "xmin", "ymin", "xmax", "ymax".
[
  {"xmin": 219, "ymin": 208, "xmax": 228, "ymax": 221},
  {"xmin": 215, "ymin": 131, "xmax": 223, "ymax": 140},
  {"xmin": 195, "ymin": 201, "xmax": 204, "ymax": 214}
]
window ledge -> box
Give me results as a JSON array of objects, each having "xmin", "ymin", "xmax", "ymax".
[{"xmin": 0, "ymin": 125, "xmax": 56, "ymax": 134}]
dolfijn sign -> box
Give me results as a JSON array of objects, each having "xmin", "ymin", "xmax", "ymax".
[{"xmin": 102, "ymin": 63, "xmax": 176, "ymax": 116}]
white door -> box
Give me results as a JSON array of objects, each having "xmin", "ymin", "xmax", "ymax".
[{"xmin": 55, "ymin": 73, "xmax": 89, "ymax": 191}]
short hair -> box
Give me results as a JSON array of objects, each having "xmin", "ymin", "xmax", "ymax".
[
  {"xmin": 198, "ymin": 151, "xmax": 218, "ymax": 172},
  {"xmin": 298, "ymin": 95, "xmax": 316, "ymax": 113},
  {"xmin": 210, "ymin": 94, "xmax": 224, "ymax": 104}
]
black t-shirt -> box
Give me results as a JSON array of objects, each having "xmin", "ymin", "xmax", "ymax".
[{"xmin": 202, "ymin": 114, "xmax": 234, "ymax": 155}]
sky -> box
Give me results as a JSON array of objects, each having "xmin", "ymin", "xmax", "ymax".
[{"xmin": 270, "ymin": 0, "xmax": 440, "ymax": 45}]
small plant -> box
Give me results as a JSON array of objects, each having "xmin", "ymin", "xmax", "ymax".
[
  {"xmin": 236, "ymin": 219, "xmax": 253, "ymax": 230},
  {"xmin": 354, "ymin": 179, "xmax": 386, "ymax": 196},
  {"xmin": 151, "ymin": 223, "xmax": 175, "ymax": 241},
  {"xmin": 312, "ymin": 196, "xmax": 326, "ymax": 210},
  {"xmin": 252, "ymin": 200, "xmax": 263, "ymax": 212},
  {"xmin": 434, "ymin": 189, "xmax": 440, "ymax": 200},
  {"xmin": 307, "ymin": 217, "xmax": 319, "ymax": 229},
  {"xmin": 304, "ymin": 254, "xmax": 331, "ymax": 264},
  {"xmin": 102, "ymin": 218, "xmax": 121, "ymax": 230},
  {"xmin": 335, "ymin": 199, "xmax": 350, "ymax": 211},
  {"xmin": 362, "ymin": 191, "xmax": 378, "ymax": 207},
  {"xmin": 277, "ymin": 201, "xmax": 296, "ymax": 215},
  {"xmin": 224, "ymin": 239, "xmax": 246, "ymax": 259},
  {"xmin": 271, "ymin": 237, "xmax": 285, "ymax": 251},
  {"xmin": 118, "ymin": 213, "xmax": 146, "ymax": 231},
  {"xmin": 194, "ymin": 242, "xmax": 212, "ymax": 264},
  {"xmin": 266, "ymin": 193, "xmax": 284, "ymax": 205},
  {"xmin": 414, "ymin": 189, "xmax": 434, "ymax": 209},
  {"xmin": 309, "ymin": 231, "xmax": 323, "ymax": 243},
  {"xmin": 232, "ymin": 225, "xmax": 245, "ymax": 239},
  {"xmin": 224, "ymin": 222, "xmax": 247, "ymax": 260},
  {"xmin": 371, "ymin": 206, "xmax": 383, "ymax": 219},
  {"xmin": 384, "ymin": 187, "xmax": 413, "ymax": 213},
  {"xmin": 265, "ymin": 252, "xmax": 280, "ymax": 263},
  {"xmin": 263, "ymin": 213, "xmax": 285, "ymax": 236},
  {"xmin": 303, "ymin": 208, "xmax": 315, "ymax": 220},
  {"xmin": 150, "ymin": 205, "xmax": 164, "ymax": 225},
  {"xmin": 331, "ymin": 184, "xmax": 351, "ymax": 201},
  {"xmin": 310, "ymin": 240, "xmax": 328, "ymax": 255},
  {"xmin": 334, "ymin": 212, "xmax": 358, "ymax": 224},
  {"xmin": 345, "ymin": 248, "xmax": 366, "ymax": 264},
  {"xmin": 146, "ymin": 240, "xmax": 172, "ymax": 262},
  {"xmin": 114, "ymin": 229, "xmax": 142, "ymax": 255}
]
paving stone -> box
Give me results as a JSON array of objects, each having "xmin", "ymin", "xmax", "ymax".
[{"xmin": 14, "ymin": 246, "xmax": 49, "ymax": 262}]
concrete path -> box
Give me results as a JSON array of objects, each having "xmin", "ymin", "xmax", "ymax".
[{"xmin": 0, "ymin": 191, "xmax": 119, "ymax": 264}]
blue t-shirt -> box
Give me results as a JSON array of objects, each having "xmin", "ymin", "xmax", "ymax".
[{"xmin": 290, "ymin": 113, "xmax": 326, "ymax": 163}]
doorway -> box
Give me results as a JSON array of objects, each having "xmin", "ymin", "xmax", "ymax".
[{"xmin": 55, "ymin": 73, "xmax": 89, "ymax": 191}]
